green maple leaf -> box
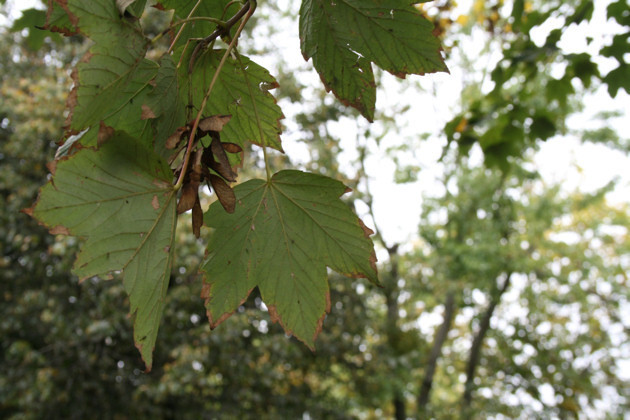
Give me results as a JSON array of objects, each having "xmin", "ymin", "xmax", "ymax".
[
  {"xmin": 184, "ymin": 49, "xmax": 284, "ymax": 151},
  {"xmin": 57, "ymin": 0, "xmax": 156, "ymax": 147},
  {"xmin": 44, "ymin": 1, "xmax": 79, "ymax": 36},
  {"xmin": 10, "ymin": 8, "xmax": 62, "ymax": 51},
  {"xmin": 299, "ymin": 0, "xmax": 448, "ymax": 121},
  {"xmin": 201, "ymin": 170, "xmax": 378, "ymax": 347},
  {"xmin": 156, "ymin": 0, "xmax": 239, "ymax": 49},
  {"xmin": 143, "ymin": 55, "xmax": 187, "ymax": 157},
  {"xmin": 28, "ymin": 133, "xmax": 177, "ymax": 371}
]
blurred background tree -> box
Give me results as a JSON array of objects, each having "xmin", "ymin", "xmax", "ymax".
[{"xmin": 1, "ymin": 0, "xmax": 629, "ymax": 418}]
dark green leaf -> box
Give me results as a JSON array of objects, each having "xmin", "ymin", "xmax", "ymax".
[
  {"xmin": 299, "ymin": 0, "xmax": 448, "ymax": 120},
  {"xmin": 10, "ymin": 8, "xmax": 59, "ymax": 50},
  {"xmin": 30, "ymin": 133, "xmax": 177, "ymax": 370},
  {"xmin": 63, "ymin": 0, "xmax": 155, "ymax": 146},
  {"xmin": 144, "ymin": 55, "xmax": 187, "ymax": 156},
  {"xmin": 201, "ymin": 170, "xmax": 378, "ymax": 347},
  {"xmin": 185, "ymin": 49, "xmax": 284, "ymax": 151},
  {"xmin": 44, "ymin": 1, "xmax": 79, "ymax": 36}
]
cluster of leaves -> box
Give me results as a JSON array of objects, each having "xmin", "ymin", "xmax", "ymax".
[
  {"xmin": 25, "ymin": 0, "xmax": 447, "ymax": 369},
  {"xmin": 0, "ymin": 46, "xmax": 377, "ymax": 416},
  {"xmin": 443, "ymin": 0, "xmax": 630, "ymax": 168}
]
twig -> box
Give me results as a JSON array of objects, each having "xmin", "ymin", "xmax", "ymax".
[
  {"xmin": 188, "ymin": 1, "xmax": 252, "ymax": 74},
  {"xmin": 167, "ymin": 0, "xmax": 203, "ymax": 54}
]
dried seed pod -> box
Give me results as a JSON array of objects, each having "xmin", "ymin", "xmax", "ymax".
[
  {"xmin": 198, "ymin": 115, "xmax": 232, "ymax": 133},
  {"xmin": 207, "ymin": 134, "xmax": 237, "ymax": 182},
  {"xmin": 176, "ymin": 182, "xmax": 198, "ymax": 214},
  {"xmin": 166, "ymin": 126, "xmax": 189, "ymax": 149},
  {"xmin": 191, "ymin": 194, "xmax": 203, "ymax": 238},
  {"xmin": 222, "ymin": 142, "xmax": 243, "ymax": 154},
  {"xmin": 209, "ymin": 174, "xmax": 236, "ymax": 214}
]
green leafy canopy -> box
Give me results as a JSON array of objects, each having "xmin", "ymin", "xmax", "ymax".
[{"xmin": 26, "ymin": 0, "xmax": 446, "ymax": 368}]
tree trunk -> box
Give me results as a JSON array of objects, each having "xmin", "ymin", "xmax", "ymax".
[
  {"xmin": 383, "ymin": 247, "xmax": 407, "ymax": 420},
  {"xmin": 417, "ymin": 290, "xmax": 456, "ymax": 414},
  {"xmin": 461, "ymin": 273, "xmax": 512, "ymax": 411},
  {"xmin": 393, "ymin": 394, "xmax": 406, "ymax": 420}
]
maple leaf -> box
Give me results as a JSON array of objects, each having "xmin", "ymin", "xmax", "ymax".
[
  {"xmin": 184, "ymin": 49, "xmax": 284, "ymax": 152},
  {"xmin": 201, "ymin": 170, "xmax": 378, "ymax": 347},
  {"xmin": 299, "ymin": 0, "xmax": 448, "ymax": 121},
  {"xmin": 28, "ymin": 133, "xmax": 177, "ymax": 371},
  {"xmin": 56, "ymin": 0, "xmax": 156, "ymax": 147}
]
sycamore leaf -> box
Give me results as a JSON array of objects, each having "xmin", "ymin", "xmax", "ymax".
[
  {"xmin": 604, "ymin": 64, "xmax": 630, "ymax": 98},
  {"xmin": 29, "ymin": 133, "xmax": 177, "ymax": 371},
  {"xmin": 185, "ymin": 49, "xmax": 284, "ymax": 151},
  {"xmin": 144, "ymin": 55, "xmax": 187, "ymax": 156},
  {"xmin": 44, "ymin": 1, "xmax": 79, "ymax": 36},
  {"xmin": 299, "ymin": 0, "xmax": 448, "ymax": 121},
  {"xmin": 156, "ymin": 0, "xmax": 239, "ymax": 49},
  {"xmin": 58, "ymin": 0, "xmax": 156, "ymax": 147},
  {"xmin": 201, "ymin": 170, "xmax": 378, "ymax": 348},
  {"xmin": 10, "ymin": 8, "xmax": 62, "ymax": 51}
]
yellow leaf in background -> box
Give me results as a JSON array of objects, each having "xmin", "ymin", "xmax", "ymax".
[{"xmin": 455, "ymin": 118, "xmax": 468, "ymax": 133}]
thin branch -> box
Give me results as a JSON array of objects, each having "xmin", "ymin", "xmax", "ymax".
[
  {"xmin": 461, "ymin": 272, "xmax": 513, "ymax": 412},
  {"xmin": 167, "ymin": 0, "xmax": 203, "ymax": 54},
  {"xmin": 188, "ymin": 1, "xmax": 252, "ymax": 74},
  {"xmin": 417, "ymin": 289, "xmax": 456, "ymax": 414},
  {"xmin": 152, "ymin": 17, "xmax": 225, "ymax": 45},
  {"xmin": 357, "ymin": 142, "xmax": 393, "ymax": 252}
]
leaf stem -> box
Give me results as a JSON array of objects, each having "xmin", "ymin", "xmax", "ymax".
[
  {"xmin": 174, "ymin": 1, "xmax": 255, "ymax": 191},
  {"xmin": 167, "ymin": 0, "xmax": 204, "ymax": 54},
  {"xmin": 187, "ymin": 0, "xmax": 252, "ymax": 74},
  {"xmin": 153, "ymin": 17, "xmax": 225, "ymax": 45}
]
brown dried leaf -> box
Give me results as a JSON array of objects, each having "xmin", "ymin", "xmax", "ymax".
[
  {"xmin": 97, "ymin": 121, "xmax": 115, "ymax": 146},
  {"xmin": 209, "ymin": 174, "xmax": 236, "ymax": 214},
  {"xmin": 358, "ymin": 218, "xmax": 375, "ymax": 237},
  {"xmin": 46, "ymin": 161, "xmax": 58, "ymax": 176},
  {"xmin": 165, "ymin": 126, "xmax": 188, "ymax": 149},
  {"xmin": 222, "ymin": 142, "xmax": 243, "ymax": 154},
  {"xmin": 20, "ymin": 207, "xmax": 34, "ymax": 217},
  {"xmin": 198, "ymin": 115, "xmax": 232, "ymax": 133},
  {"xmin": 62, "ymin": 55, "xmax": 83, "ymax": 130},
  {"xmin": 141, "ymin": 104, "xmax": 156, "ymax": 120},
  {"xmin": 50, "ymin": 225, "xmax": 71, "ymax": 235}
]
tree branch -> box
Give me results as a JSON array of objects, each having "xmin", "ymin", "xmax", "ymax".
[
  {"xmin": 417, "ymin": 289, "xmax": 456, "ymax": 414},
  {"xmin": 461, "ymin": 272, "xmax": 513, "ymax": 412}
]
